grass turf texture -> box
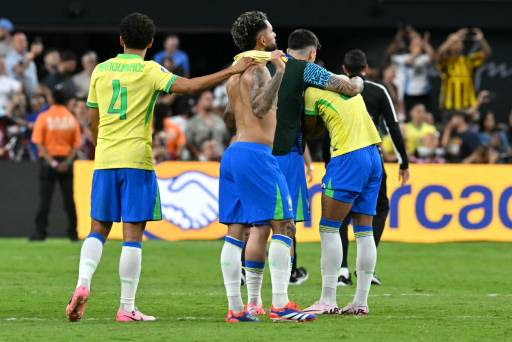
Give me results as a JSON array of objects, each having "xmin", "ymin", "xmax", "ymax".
[{"xmin": 1, "ymin": 239, "xmax": 511, "ymax": 341}]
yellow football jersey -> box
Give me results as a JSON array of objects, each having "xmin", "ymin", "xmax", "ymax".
[
  {"xmin": 304, "ymin": 87, "xmax": 381, "ymax": 157},
  {"xmin": 86, "ymin": 53, "xmax": 177, "ymax": 170}
]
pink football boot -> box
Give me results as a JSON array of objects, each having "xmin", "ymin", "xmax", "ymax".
[
  {"xmin": 66, "ymin": 285, "xmax": 90, "ymax": 322},
  {"xmin": 115, "ymin": 308, "xmax": 156, "ymax": 322}
]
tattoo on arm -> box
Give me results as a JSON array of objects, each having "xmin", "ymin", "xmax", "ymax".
[
  {"xmin": 250, "ymin": 67, "xmax": 284, "ymax": 118},
  {"xmin": 324, "ymin": 74, "xmax": 363, "ymax": 96}
]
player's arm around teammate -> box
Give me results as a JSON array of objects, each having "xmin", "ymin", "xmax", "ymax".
[{"xmin": 67, "ymin": 12, "xmax": 255, "ymax": 323}]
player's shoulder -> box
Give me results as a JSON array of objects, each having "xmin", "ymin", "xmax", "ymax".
[
  {"xmin": 143, "ymin": 60, "xmax": 170, "ymax": 73},
  {"xmin": 305, "ymin": 85, "xmax": 323, "ymax": 96},
  {"xmin": 364, "ymin": 80, "xmax": 390, "ymax": 97},
  {"xmin": 240, "ymin": 64, "xmax": 267, "ymax": 84},
  {"xmin": 305, "ymin": 85, "xmax": 334, "ymax": 100}
]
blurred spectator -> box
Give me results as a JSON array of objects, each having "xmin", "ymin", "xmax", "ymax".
[
  {"xmin": 364, "ymin": 58, "xmax": 381, "ymax": 82},
  {"xmin": 0, "ymin": 55, "xmax": 22, "ymax": 116},
  {"xmin": 381, "ymin": 64, "xmax": 400, "ymax": 115},
  {"xmin": 466, "ymin": 89, "xmax": 493, "ymax": 129},
  {"xmin": 43, "ymin": 50, "xmax": 77, "ymax": 92},
  {"xmin": 391, "ymin": 31, "xmax": 435, "ymax": 117},
  {"xmin": 212, "ymin": 81, "xmax": 228, "ymax": 115},
  {"xmin": 478, "ymin": 111, "xmax": 508, "ymax": 161},
  {"xmin": 199, "ymin": 139, "xmax": 221, "ymax": 162},
  {"xmin": 0, "ymin": 18, "xmax": 14, "ymax": 56},
  {"xmin": 385, "ymin": 26, "xmax": 411, "ymax": 63},
  {"xmin": 185, "ymin": 91, "xmax": 228, "ymax": 160},
  {"xmin": 5, "ymin": 32, "xmax": 42, "ymax": 97},
  {"xmin": 437, "ymin": 28, "xmax": 491, "ymax": 114},
  {"xmin": 30, "ymin": 84, "xmax": 80, "ymax": 241},
  {"xmin": 153, "ymin": 34, "xmax": 190, "ymax": 77},
  {"xmin": 0, "ymin": 114, "xmax": 9, "ymax": 159},
  {"xmin": 403, "ymin": 104, "xmax": 438, "ymax": 156},
  {"xmin": 154, "ymin": 92, "xmax": 175, "ymax": 131},
  {"xmin": 163, "ymin": 117, "xmax": 186, "ymax": 160},
  {"xmin": 413, "ymin": 133, "xmax": 444, "ymax": 163},
  {"xmin": 162, "ymin": 56, "xmax": 185, "ymax": 77},
  {"xmin": 72, "ymin": 51, "xmax": 97, "ymax": 98},
  {"xmin": 153, "ymin": 131, "xmax": 168, "ymax": 164},
  {"xmin": 72, "ymin": 98, "xmax": 95, "ymax": 160},
  {"xmin": 501, "ymin": 111, "xmax": 512, "ymax": 162},
  {"xmin": 442, "ymin": 112, "xmax": 481, "ymax": 162},
  {"xmin": 41, "ymin": 49, "xmax": 60, "ymax": 80}
]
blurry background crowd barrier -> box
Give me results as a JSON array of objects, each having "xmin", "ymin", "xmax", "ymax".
[{"xmin": 0, "ymin": 0, "xmax": 511, "ymax": 237}]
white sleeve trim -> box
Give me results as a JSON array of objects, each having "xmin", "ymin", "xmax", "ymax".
[{"xmin": 366, "ymin": 80, "xmax": 398, "ymax": 123}]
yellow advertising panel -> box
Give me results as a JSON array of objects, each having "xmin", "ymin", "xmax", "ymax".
[{"xmin": 75, "ymin": 161, "xmax": 512, "ymax": 242}]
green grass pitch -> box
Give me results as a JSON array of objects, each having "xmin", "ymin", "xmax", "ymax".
[{"xmin": 1, "ymin": 239, "xmax": 511, "ymax": 341}]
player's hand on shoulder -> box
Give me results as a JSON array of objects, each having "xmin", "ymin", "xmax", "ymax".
[
  {"xmin": 270, "ymin": 50, "xmax": 286, "ymax": 71},
  {"xmin": 351, "ymin": 75, "xmax": 364, "ymax": 93},
  {"xmin": 231, "ymin": 57, "xmax": 257, "ymax": 74}
]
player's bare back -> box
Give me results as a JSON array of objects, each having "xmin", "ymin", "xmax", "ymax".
[{"xmin": 226, "ymin": 51, "xmax": 286, "ymax": 147}]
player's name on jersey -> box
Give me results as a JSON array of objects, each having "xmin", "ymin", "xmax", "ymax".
[{"xmin": 98, "ymin": 62, "xmax": 145, "ymax": 73}]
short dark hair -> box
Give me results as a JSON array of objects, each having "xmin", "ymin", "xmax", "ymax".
[
  {"xmin": 452, "ymin": 111, "xmax": 472, "ymax": 124},
  {"xmin": 344, "ymin": 49, "xmax": 367, "ymax": 75},
  {"xmin": 288, "ymin": 29, "xmax": 321, "ymax": 50},
  {"xmin": 51, "ymin": 83, "xmax": 70, "ymax": 105},
  {"xmin": 231, "ymin": 11, "xmax": 268, "ymax": 51},
  {"xmin": 120, "ymin": 13, "xmax": 155, "ymax": 50}
]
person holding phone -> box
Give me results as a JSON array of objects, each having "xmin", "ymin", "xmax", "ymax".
[
  {"xmin": 437, "ymin": 28, "xmax": 491, "ymax": 115},
  {"xmin": 5, "ymin": 33, "xmax": 43, "ymax": 97}
]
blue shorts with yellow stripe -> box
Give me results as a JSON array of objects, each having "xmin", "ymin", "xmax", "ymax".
[
  {"xmin": 322, "ymin": 145, "xmax": 382, "ymax": 216},
  {"xmin": 275, "ymin": 151, "xmax": 310, "ymax": 222},
  {"xmin": 91, "ymin": 168, "xmax": 162, "ymax": 223},
  {"xmin": 219, "ymin": 142, "xmax": 293, "ymax": 225}
]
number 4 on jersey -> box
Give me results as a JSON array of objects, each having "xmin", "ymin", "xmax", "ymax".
[{"xmin": 108, "ymin": 80, "xmax": 127, "ymax": 120}]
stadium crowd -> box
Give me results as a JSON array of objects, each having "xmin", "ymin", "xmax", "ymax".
[{"xmin": 0, "ymin": 18, "xmax": 511, "ymax": 164}]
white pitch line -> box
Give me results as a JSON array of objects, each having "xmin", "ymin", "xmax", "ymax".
[
  {"xmin": 177, "ymin": 316, "xmax": 211, "ymax": 321},
  {"xmin": 3, "ymin": 317, "xmax": 112, "ymax": 321}
]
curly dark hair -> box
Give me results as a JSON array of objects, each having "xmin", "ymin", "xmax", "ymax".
[
  {"xmin": 231, "ymin": 11, "xmax": 269, "ymax": 51},
  {"xmin": 120, "ymin": 13, "xmax": 155, "ymax": 50}
]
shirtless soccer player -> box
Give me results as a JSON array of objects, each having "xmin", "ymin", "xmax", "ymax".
[
  {"xmin": 302, "ymin": 78, "xmax": 382, "ymax": 316},
  {"xmin": 65, "ymin": 12, "xmax": 253, "ymax": 322},
  {"xmin": 235, "ymin": 28, "xmax": 364, "ymax": 316},
  {"xmin": 219, "ymin": 11, "xmax": 316, "ymax": 323}
]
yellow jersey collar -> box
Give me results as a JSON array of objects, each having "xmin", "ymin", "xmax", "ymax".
[{"xmin": 117, "ymin": 53, "xmax": 143, "ymax": 61}]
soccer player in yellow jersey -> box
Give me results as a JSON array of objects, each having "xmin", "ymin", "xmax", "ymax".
[
  {"xmin": 65, "ymin": 12, "xmax": 253, "ymax": 323},
  {"xmin": 302, "ymin": 85, "xmax": 382, "ymax": 316}
]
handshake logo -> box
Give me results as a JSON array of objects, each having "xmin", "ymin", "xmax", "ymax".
[{"xmin": 157, "ymin": 171, "xmax": 219, "ymax": 230}]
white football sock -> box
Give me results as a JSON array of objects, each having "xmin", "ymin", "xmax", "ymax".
[
  {"xmin": 76, "ymin": 233, "xmax": 105, "ymax": 289},
  {"xmin": 319, "ymin": 219, "xmax": 342, "ymax": 306},
  {"xmin": 245, "ymin": 260, "xmax": 264, "ymax": 305},
  {"xmin": 269, "ymin": 235, "xmax": 291, "ymax": 308},
  {"xmin": 221, "ymin": 236, "xmax": 244, "ymax": 312},
  {"xmin": 353, "ymin": 226, "xmax": 377, "ymax": 307},
  {"xmin": 119, "ymin": 242, "xmax": 142, "ymax": 312}
]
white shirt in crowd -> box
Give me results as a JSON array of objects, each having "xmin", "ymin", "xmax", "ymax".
[
  {"xmin": 5, "ymin": 50, "xmax": 38, "ymax": 97},
  {"xmin": 0, "ymin": 75, "xmax": 21, "ymax": 115},
  {"xmin": 392, "ymin": 53, "xmax": 431, "ymax": 98}
]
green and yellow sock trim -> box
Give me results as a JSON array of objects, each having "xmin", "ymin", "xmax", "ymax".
[
  {"xmin": 319, "ymin": 218, "xmax": 340, "ymax": 233},
  {"xmin": 354, "ymin": 225, "xmax": 373, "ymax": 239}
]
